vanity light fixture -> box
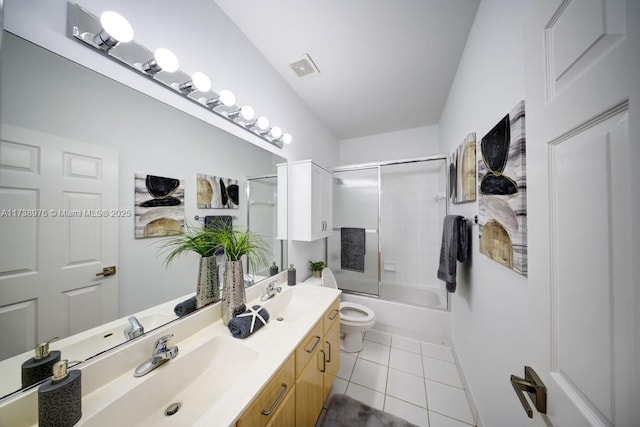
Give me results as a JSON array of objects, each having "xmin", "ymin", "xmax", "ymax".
[
  {"xmin": 227, "ymin": 105, "xmax": 255, "ymax": 122},
  {"xmin": 178, "ymin": 72, "xmax": 212, "ymax": 93},
  {"xmin": 93, "ymin": 11, "xmax": 134, "ymax": 50},
  {"xmin": 205, "ymin": 89, "xmax": 236, "ymax": 109},
  {"xmin": 142, "ymin": 48, "xmax": 179, "ymax": 74},
  {"xmin": 256, "ymin": 116, "xmax": 270, "ymax": 130},
  {"xmin": 70, "ymin": 4, "xmax": 291, "ymax": 148},
  {"xmin": 270, "ymin": 126, "xmax": 282, "ymax": 139}
]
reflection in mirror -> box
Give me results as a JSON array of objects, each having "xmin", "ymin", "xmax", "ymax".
[
  {"xmin": 247, "ymin": 175, "xmax": 287, "ymax": 279},
  {"xmin": 0, "ymin": 32, "xmax": 286, "ymax": 399}
]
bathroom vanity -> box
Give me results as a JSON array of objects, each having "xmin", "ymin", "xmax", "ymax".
[{"xmin": 0, "ymin": 278, "xmax": 340, "ymax": 426}]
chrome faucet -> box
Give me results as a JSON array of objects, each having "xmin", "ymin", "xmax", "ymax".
[
  {"xmin": 124, "ymin": 316, "xmax": 145, "ymax": 340},
  {"xmin": 244, "ymin": 275, "xmax": 255, "ymax": 288},
  {"xmin": 134, "ymin": 334, "xmax": 178, "ymax": 377},
  {"xmin": 260, "ymin": 281, "xmax": 282, "ymax": 301}
]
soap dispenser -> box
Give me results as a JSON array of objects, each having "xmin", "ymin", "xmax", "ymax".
[
  {"xmin": 38, "ymin": 360, "xmax": 82, "ymax": 427},
  {"xmin": 21, "ymin": 337, "xmax": 61, "ymax": 388},
  {"xmin": 269, "ymin": 261, "xmax": 279, "ymax": 276},
  {"xmin": 287, "ymin": 264, "xmax": 296, "ymax": 286}
]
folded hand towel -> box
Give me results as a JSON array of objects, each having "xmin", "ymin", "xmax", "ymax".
[
  {"xmin": 173, "ymin": 296, "xmax": 197, "ymax": 317},
  {"xmin": 228, "ymin": 305, "xmax": 270, "ymax": 339},
  {"xmin": 437, "ymin": 215, "xmax": 469, "ymax": 293}
]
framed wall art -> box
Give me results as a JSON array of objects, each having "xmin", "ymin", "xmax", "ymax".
[
  {"xmin": 196, "ymin": 173, "xmax": 240, "ymax": 209},
  {"xmin": 134, "ymin": 173, "xmax": 185, "ymax": 238},
  {"xmin": 453, "ymin": 132, "xmax": 477, "ymax": 204},
  {"xmin": 478, "ymin": 100, "xmax": 527, "ymax": 276}
]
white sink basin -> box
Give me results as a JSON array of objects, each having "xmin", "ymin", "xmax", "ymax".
[
  {"xmin": 262, "ymin": 286, "xmax": 316, "ymax": 323},
  {"xmin": 81, "ymin": 335, "xmax": 259, "ymax": 426}
]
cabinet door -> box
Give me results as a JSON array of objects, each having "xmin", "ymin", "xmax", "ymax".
[
  {"xmin": 296, "ymin": 319, "xmax": 323, "ymax": 377},
  {"xmin": 296, "ymin": 348, "xmax": 325, "ymax": 427},
  {"xmin": 311, "ymin": 164, "xmax": 324, "ymax": 240},
  {"xmin": 237, "ymin": 354, "xmax": 295, "ymax": 427},
  {"xmin": 321, "ymin": 168, "xmax": 333, "ymax": 237},
  {"xmin": 323, "ymin": 320, "xmax": 341, "ymax": 399},
  {"xmin": 265, "ymin": 384, "xmax": 296, "ymax": 427}
]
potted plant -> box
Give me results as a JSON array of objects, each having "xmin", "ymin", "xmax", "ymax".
[
  {"xmin": 201, "ymin": 223, "xmax": 269, "ymax": 325},
  {"xmin": 309, "ymin": 260, "xmax": 326, "ymax": 278},
  {"xmin": 158, "ymin": 223, "xmax": 223, "ymax": 309}
]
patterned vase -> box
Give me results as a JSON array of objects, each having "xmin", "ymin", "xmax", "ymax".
[
  {"xmin": 196, "ymin": 255, "xmax": 219, "ymax": 309},
  {"xmin": 222, "ymin": 260, "xmax": 246, "ymax": 325}
]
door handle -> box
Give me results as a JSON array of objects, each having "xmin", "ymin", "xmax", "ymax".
[
  {"xmin": 96, "ymin": 266, "xmax": 116, "ymax": 277},
  {"xmin": 510, "ymin": 366, "xmax": 547, "ymax": 418}
]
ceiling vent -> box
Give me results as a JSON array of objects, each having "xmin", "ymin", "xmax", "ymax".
[{"xmin": 289, "ymin": 53, "xmax": 320, "ymax": 78}]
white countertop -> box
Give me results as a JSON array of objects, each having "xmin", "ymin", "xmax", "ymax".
[{"xmin": 0, "ymin": 281, "xmax": 340, "ymax": 426}]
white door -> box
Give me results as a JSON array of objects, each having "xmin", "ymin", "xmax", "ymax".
[
  {"xmin": 0, "ymin": 125, "xmax": 119, "ymax": 360},
  {"xmin": 524, "ymin": 0, "xmax": 638, "ymax": 425}
]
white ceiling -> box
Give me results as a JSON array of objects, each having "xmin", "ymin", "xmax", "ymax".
[{"xmin": 214, "ymin": 0, "xmax": 480, "ymax": 140}]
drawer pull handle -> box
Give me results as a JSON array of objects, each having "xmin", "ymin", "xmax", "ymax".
[
  {"xmin": 261, "ymin": 383, "xmax": 288, "ymax": 416},
  {"xmin": 305, "ymin": 335, "xmax": 321, "ymax": 353},
  {"xmin": 319, "ymin": 350, "xmax": 326, "ymax": 372},
  {"xmin": 325, "ymin": 340, "xmax": 331, "ymax": 363},
  {"xmin": 328, "ymin": 309, "xmax": 339, "ymax": 321}
]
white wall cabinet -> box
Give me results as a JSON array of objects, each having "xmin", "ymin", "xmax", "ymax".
[{"xmin": 286, "ymin": 160, "xmax": 333, "ymax": 242}]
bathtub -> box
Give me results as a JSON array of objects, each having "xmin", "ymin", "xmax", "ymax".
[{"xmin": 341, "ymin": 292, "xmax": 451, "ymax": 346}]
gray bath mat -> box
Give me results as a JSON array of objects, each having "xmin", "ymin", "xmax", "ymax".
[{"xmin": 321, "ymin": 394, "xmax": 418, "ymax": 427}]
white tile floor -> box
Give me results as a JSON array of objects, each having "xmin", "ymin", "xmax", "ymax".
[{"xmin": 321, "ymin": 329, "xmax": 475, "ymax": 427}]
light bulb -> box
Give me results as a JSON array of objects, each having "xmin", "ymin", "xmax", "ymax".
[
  {"xmin": 93, "ymin": 11, "xmax": 133, "ymax": 50},
  {"xmin": 178, "ymin": 72, "xmax": 211, "ymax": 94},
  {"xmin": 282, "ymin": 134, "xmax": 293, "ymax": 144},
  {"xmin": 256, "ymin": 116, "xmax": 269, "ymax": 130},
  {"xmin": 142, "ymin": 48, "xmax": 179, "ymax": 74},
  {"xmin": 154, "ymin": 48, "xmax": 179, "ymax": 72},
  {"xmin": 270, "ymin": 126, "xmax": 282, "ymax": 138},
  {"xmin": 239, "ymin": 105, "xmax": 255, "ymax": 121},
  {"xmin": 191, "ymin": 72, "xmax": 211, "ymax": 92},
  {"xmin": 218, "ymin": 90, "xmax": 236, "ymax": 107}
]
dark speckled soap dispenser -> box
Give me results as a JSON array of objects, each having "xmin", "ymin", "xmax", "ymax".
[
  {"xmin": 21, "ymin": 337, "xmax": 61, "ymax": 388},
  {"xmin": 38, "ymin": 360, "xmax": 82, "ymax": 427}
]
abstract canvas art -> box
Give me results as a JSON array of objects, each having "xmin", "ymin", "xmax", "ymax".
[
  {"xmin": 453, "ymin": 132, "xmax": 477, "ymax": 204},
  {"xmin": 478, "ymin": 101, "xmax": 527, "ymax": 276},
  {"xmin": 196, "ymin": 174, "xmax": 240, "ymax": 209},
  {"xmin": 134, "ymin": 173, "xmax": 185, "ymax": 238}
]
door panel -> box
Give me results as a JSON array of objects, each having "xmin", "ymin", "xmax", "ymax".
[
  {"xmin": 525, "ymin": 0, "xmax": 637, "ymax": 425},
  {"xmin": 0, "ymin": 125, "xmax": 118, "ymax": 359}
]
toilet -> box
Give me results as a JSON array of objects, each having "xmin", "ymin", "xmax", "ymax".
[{"xmin": 306, "ymin": 268, "xmax": 376, "ymax": 352}]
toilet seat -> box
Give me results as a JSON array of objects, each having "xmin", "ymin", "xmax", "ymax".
[{"xmin": 340, "ymin": 302, "xmax": 375, "ymax": 324}]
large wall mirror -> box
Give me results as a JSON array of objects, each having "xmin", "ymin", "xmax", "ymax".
[{"xmin": 0, "ymin": 32, "xmax": 286, "ymax": 399}]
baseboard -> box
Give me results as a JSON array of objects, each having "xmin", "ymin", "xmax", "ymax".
[{"xmin": 450, "ymin": 343, "xmax": 483, "ymax": 427}]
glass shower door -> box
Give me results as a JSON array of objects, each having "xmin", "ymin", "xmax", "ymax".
[{"xmin": 327, "ymin": 167, "xmax": 379, "ymax": 296}]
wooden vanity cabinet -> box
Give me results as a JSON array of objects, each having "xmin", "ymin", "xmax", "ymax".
[
  {"xmin": 237, "ymin": 297, "xmax": 341, "ymax": 426},
  {"xmin": 236, "ymin": 354, "xmax": 295, "ymax": 427},
  {"xmin": 295, "ymin": 298, "xmax": 341, "ymax": 426}
]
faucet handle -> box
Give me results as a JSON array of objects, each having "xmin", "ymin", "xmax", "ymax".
[{"xmin": 153, "ymin": 334, "xmax": 174, "ymax": 353}]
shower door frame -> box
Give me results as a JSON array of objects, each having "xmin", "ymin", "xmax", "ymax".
[
  {"xmin": 330, "ymin": 154, "xmax": 450, "ymax": 310},
  {"xmin": 246, "ymin": 174, "xmax": 286, "ymax": 277}
]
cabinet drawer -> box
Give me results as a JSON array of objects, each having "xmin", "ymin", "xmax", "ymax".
[
  {"xmin": 295, "ymin": 318, "xmax": 323, "ymax": 377},
  {"xmin": 323, "ymin": 298, "xmax": 340, "ymax": 335},
  {"xmin": 236, "ymin": 354, "xmax": 295, "ymax": 427}
]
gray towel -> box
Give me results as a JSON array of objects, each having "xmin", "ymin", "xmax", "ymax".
[
  {"xmin": 228, "ymin": 305, "xmax": 270, "ymax": 339},
  {"xmin": 341, "ymin": 228, "xmax": 366, "ymax": 273},
  {"xmin": 173, "ymin": 296, "xmax": 197, "ymax": 317},
  {"xmin": 437, "ymin": 215, "xmax": 468, "ymax": 293}
]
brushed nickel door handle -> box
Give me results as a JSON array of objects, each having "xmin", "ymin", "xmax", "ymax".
[
  {"xmin": 510, "ymin": 366, "xmax": 547, "ymax": 418},
  {"xmin": 261, "ymin": 383, "xmax": 288, "ymax": 416},
  {"xmin": 96, "ymin": 266, "xmax": 116, "ymax": 277}
]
